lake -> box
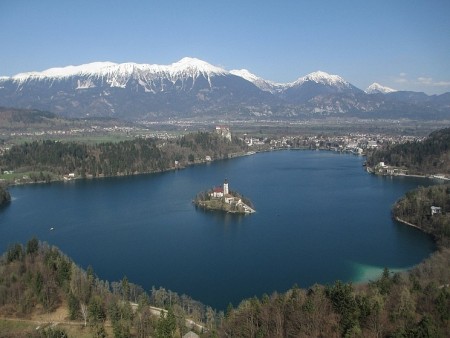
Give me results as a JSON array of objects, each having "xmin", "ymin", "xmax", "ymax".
[{"xmin": 0, "ymin": 150, "xmax": 436, "ymax": 310}]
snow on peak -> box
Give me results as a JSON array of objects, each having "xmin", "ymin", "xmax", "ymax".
[
  {"xmin": 170, "ymin": 57, "xmax": 227, "ymax": 76},
  {"xmin": 230, "ymin": 69, "xmax": 284, "ymax": 92},
  {"xmin": 7, "ymin": 58, "xmax": 228, "ymax": 83},
  {"xmin": 12, "ymin": 62, "xmax": 118, "ymax": 81},
  {"xmin": 230, "ymin": 69, "xmax": 260, "ymax": 82},
  {"xmin": 365, "ymin": 82, "xmax": 396, "ymax": 94},
  {"xmin": 294, "ymin": 71, "xmax": 349, "ymax": 87}
]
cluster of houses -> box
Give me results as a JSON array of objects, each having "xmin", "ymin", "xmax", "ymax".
[
  {"xmin": 63, "ymin": 173, "xmax": 76, "ymax": 181},
  {"xmin": 373, "ymin": 162, "xmax": 408, "ymax": 176}
]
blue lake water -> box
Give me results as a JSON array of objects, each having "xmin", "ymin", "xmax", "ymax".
[{"xmin": 0, "ymin": 150, "xmax": 436, "ymax": 309}]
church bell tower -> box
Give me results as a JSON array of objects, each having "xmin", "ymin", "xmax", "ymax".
[{"xmin": 223, "ymin": 179, "xmax": 229, "ymax": 195}]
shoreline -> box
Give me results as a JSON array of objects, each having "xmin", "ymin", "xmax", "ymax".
[
  {"xmin": 2, "ymin": 149, "xmax": 256, "ymax": 188},
  {"xmin": 394, "ymin": 216, "xmax": 424, "ymax": 232},
  {"xmin": 366, "ymin": 166, "xmax": 450, "ymax": 181}
]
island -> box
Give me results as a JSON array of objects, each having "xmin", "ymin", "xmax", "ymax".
[{"xmin": 193, "ymin": 179, "xmax": 255, "ymax": 214}]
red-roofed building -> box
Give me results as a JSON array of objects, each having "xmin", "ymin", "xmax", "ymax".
[
  {"xmin": 211, "ymin": 186, "xmax": 224, "ymax": 198},
  {"xmin": 210, "ymin": 179, "xmax": 229, "ymax": 198}
]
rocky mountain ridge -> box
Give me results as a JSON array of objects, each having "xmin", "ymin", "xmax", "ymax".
[{"xmin": 1, "ymin": 58, "xmax": 449, "ymax": 121}]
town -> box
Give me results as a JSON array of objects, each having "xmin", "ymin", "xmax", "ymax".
[{"xmin": 1, "ymin": 121, "xmax": 424, "ymax": 154}]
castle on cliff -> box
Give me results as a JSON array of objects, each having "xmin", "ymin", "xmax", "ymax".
[{"xmin": 215, "ymin": 126, "xmax": 232, "ymax": 142}]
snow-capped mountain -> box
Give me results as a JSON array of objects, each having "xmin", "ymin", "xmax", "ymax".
[
  {"xmin": 365, "ymin": 83, "xmax": 397, "ymax": 94},
  {"xmin": 0, "ymin": 58, "xmax": 449, "ymax": 120},
  {"xmin": 10, "ymin": 57, "xmax": 230, "ymax": 91},
  {"xmin": 291, "ymin": 71, "xmax": 352, "ymax": 89},
  {"xmin": 230, "ymin": 69, "xmax": 284, "ymax": 93},
  {"xmin": 0, "ymin": 58, "xmax": 272, "ymax": 119},
  {"xmin": 281, "ymin": 71, "xmax": 364, "ymax": 105}
]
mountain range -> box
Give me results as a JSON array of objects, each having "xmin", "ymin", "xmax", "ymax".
[{"xmin": 0, "ymin": 57, "xmax": 449, "ymax": 121}]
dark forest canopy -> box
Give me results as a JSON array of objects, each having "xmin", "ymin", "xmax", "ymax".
[
  {"xmin": 367, "ymin": 127, "xmax": 450, "ymax": 175},
  {"xmin": 0, "ymin": 132, "xmax": 248, "ymax": 182},
  {"xmin": 0, "ymin": 185, "xmax": 11, "ymax": 206},
  {"xmin": 393, "ymin": 184, "xmax": 450, "ymax": 247}
]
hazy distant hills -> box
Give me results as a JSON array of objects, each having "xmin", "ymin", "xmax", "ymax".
[{"xmin": 0, "ymin": 57, "xmax": 449, "ymax": 121}]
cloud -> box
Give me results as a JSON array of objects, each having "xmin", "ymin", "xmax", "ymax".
[
  {"xmin": 417, "ymin": 77, "xmax": 432, "ymax": 85},
  {"xmin": 394, "ymin": 77, "xmax": 408, "ymax": 84},
  {"xmin": 393, "ymin": 72, "xmax": 409, "ymax": 84},
  {"xmin": 417, "ymin": 77, "xmax": 450, "ymax": 87},
  {"xmin": 392, "ymin": 73, "xmax": 450, "ymax": 88}
]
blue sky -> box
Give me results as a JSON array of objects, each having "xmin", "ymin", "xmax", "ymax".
[{"xmin": 1, "ymin": 0, "xmax": 449, "ymax": 94}]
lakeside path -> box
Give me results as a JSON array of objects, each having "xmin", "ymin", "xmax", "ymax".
[
  {"xmin": 0, "ymin": 302, "xmax": 207, "ymax": 333},
  {"xmin": 394, "ymin": 216, "xmax": 424, "ymax": 231},
  {"xmin": 366, "ymin": 166, "xmax": 450, "ymax": 181}
]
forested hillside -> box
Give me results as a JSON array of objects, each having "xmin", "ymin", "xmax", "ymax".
[
  {"xmin": 367, "ymin": 128, "xmax": 450, "ymax": 175},
  {"xmin": 393, "ymin": 184, "xmax": 450, "ymax": 246},
  {"xmin": 0, "ymin": 238, "xmax": 219, "ymax": 337},
  {"xmin": 0, "ymin": 107, "xmax": 58, "ymax": 127},
  {"xmin": 0, "ymin": 132, "xmax": 248, "ymax": 182}
]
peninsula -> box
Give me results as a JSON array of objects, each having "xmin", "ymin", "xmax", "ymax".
[{"xmin": 194, "ymin": 179, "xmax": 255, "ymax": 214}]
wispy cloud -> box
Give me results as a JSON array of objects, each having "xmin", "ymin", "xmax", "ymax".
[
  {"xmin": 393, "ymin": 73, "xmax": 408, "ymax": 84},
  {"xmin": 417, "ymin": 77, "xmax": 450, "ymax": 87},
  {"xmin": 393, "ymin": 73, "xmax": 450, "ymax": 88}
]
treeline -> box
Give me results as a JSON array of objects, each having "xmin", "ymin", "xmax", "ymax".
[
  {"xmin": 0, "ymin": 132, "xmax": 248, "ymax": 180},
  {"xmin": 366, "ymin": 128, "xmax": 450, "ymax": 175},
  {"xmin": 220, "ymin": 261, "xmax": 450, "ymax": 337},
  {"xmin": 0, "ymin": 184, "xmax": 11, "ymax": 206},
  {"xmin": 0, "ymin": 238, "xmax": 220, "ymax": 337},
  {"xmin": 221, "ymin": 258, "xmax": 450, "ymax": 338},
  {"xmin": 0, "ymin": 107, "xmax": 57, "ymax": 126}
]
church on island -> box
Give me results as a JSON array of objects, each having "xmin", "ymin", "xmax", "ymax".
[{"xmin": 208, "ymin": 179, "xmax": 255, "ymax": 214}]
